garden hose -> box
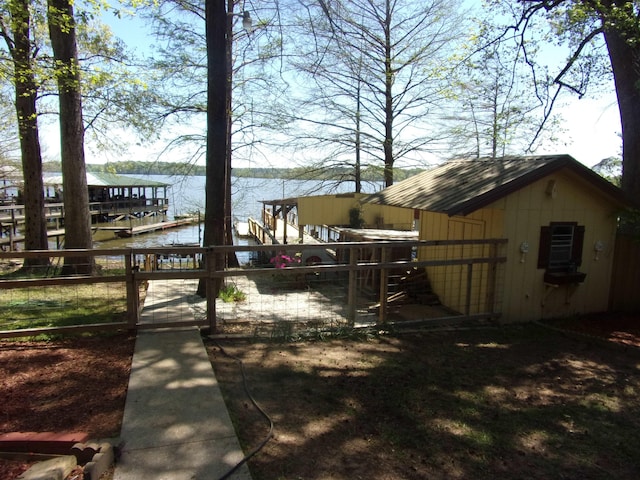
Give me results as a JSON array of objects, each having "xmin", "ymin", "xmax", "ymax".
[{"xmin": 214, "ymin": 340, "xmax": 274, "ymax": 480}]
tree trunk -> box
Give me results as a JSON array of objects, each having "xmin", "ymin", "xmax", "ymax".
[
  {"xmin": 7, "ymin": 0, "xmax": 49, "ymax": 268},
  {"xmin": 383, "ymin": 0, "xmax": 394, "ymax": 187},
  {"xmin": 48, "ymin": 0, "xmax": 94, "ymax": 273},
  {"xmin": 602, "ymin": 21, "xmax": 640, "ymax": 201},
  {"xmin": 355, "ymin": 82, "xmax": 362, "ymax": 193},
  {"xmin": 198, "ymin": 0, "xmax": 227, "ymax": 297},
  {"xmin": 225, "ymin": 0, "xmax": 239, "ymax": 268}
]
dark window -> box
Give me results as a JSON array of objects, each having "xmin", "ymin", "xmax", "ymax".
[
  {"xmin": 537, "ymin": 222, "xmax": 585, "ymax": 271},
  {"xmin": 549, "ymin": 225, "xmax": 574, "ymax": 267}
]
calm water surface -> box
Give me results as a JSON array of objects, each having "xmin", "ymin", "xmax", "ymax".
[{"xmin": 90, "ymin": 175, "xmax": 382, "ymax": 251}]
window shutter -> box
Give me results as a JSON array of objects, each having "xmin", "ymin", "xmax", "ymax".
[
  {"xmin": 572, "ymin": 225, "xmax": 585, "ymax": 267},
  {"xmin": 537, "ymin": 226, "xmax": 551, "ymax": 268}
]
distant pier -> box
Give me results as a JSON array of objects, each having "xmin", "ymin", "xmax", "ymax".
[
  {"xmin": 0, "ymin": 172, "xmax": 173, "ymax": 250},
  {"xmin": 246, "ymin": 217, "xmax": 323, "ymax": 245},
  {"xmin": 110, "ymin": 218, "xmax": 197, "ymax": 238}
]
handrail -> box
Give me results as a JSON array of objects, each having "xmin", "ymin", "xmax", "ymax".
[{"xmin": 0, "ymin": 238, "xmax": 508, "ymax": 337}]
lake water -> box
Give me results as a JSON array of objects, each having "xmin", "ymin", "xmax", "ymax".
[{"xmin": 95, "ymin": 175, "xmax": 383, "ymax": 249}]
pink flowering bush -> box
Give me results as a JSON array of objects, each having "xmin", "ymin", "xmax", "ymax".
[{"xmin": 270, "ymin": 251, "xmax": 302, "ymax": 269}]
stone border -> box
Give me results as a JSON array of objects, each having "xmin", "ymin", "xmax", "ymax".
[{"xmin": 0, "ymin": 433, "xmax": 114, "ymax": 480}]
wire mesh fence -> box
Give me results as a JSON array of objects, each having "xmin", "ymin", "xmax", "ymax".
[
  {"xmin": 0, "ymin": 239, "xmax": 507, "ymax": 338},
  {"xmin": 196, "ymin": 239, "xmax": 505, "ymax": 337},
  {"xmin": 191, "ymin": 273, "xmax": 354, "ymax": 337},
  {"xmin": 0, "ymin": 250, "xmax": 135, "ymax": 336}
]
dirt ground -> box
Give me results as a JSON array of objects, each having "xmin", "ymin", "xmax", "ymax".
[
  {"xmin": 207, "ymin": 314, "xmax": 640, "ymax": 480},
  {"xmin": 0, "ymin": 316, "xmax": 639, "ymax": 479},
  {"xmin": 0, "ymin": 333, "xmax": 135, "ymax": 480}
]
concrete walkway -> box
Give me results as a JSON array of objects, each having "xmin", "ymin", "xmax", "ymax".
[{"xmin": 113, "ymin": 280, "xmax": 252, "ymax": 480}]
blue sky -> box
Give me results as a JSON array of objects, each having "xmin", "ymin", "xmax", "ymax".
[{"xmin": 539, "ymin": 93, "xmax": 620, "ymax": 167}]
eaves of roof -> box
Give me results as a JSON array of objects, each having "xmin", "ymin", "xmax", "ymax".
[
  {"xmin": 261, "ymin": 197, "xmax": 299, "ymax": 206},
  {"xmin": 364, "ymin": 155, "xmax": 632, "ymax": 216},
  {"xmin": 44, "ymin": 172, "xmax": 170, "ymax": 188}
]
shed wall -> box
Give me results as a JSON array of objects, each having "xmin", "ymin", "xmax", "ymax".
[
  {"xmin": 418, "ymin": 209, "xmax": 504, "ymax": 316},
  {"xmin": 416, "ymin": 170, "xmax": 619, "ymax": 322},
  {"xmin": 498, "ymin": 172, "xmax": 618, "ymax": 322},
  {"xmin": 298, "ymin": 194, "xmax": 363, "ymax": 226},
  {"xmin": 361, "ymin": 204, "xmax": 414, "ymax": 230},
  {"xmin": 298, "ymin": 194, "xmax": 413, "ymax": 230}
]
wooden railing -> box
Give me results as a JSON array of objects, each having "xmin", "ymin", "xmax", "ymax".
[
  {"xmin": 0, "ymin": 203, "xmax": 66, "ymax": 225},
  {"xmin": 0, "ymin": 239, "xmax": 508, "ymax": 338},
  {"xmin": 304, "ymin": 224, "xmax": 343, "ymax": 243},
  {"xmin": 88, "ymin": 198, "xmax": 169, "ymax": 216},
  {"xmin": 0, "ymin": 198, "xmax": 168, "ymax": 225}
]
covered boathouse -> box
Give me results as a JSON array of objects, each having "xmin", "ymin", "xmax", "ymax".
[{"xmin": 44, "ymin": 172, "xmax": 170, "ymax": 223}]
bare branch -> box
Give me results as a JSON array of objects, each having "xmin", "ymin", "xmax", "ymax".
[{"xmin": 553, "ymin": 26, "xmax": 604, "ymax": 97}]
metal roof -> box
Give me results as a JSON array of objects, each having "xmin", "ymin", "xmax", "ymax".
[
  {"xmin": 363, "ymin": 155, "xmax": 631, "ymax": 216},
  {"xmin": 44, "ymin": 172, "xmax": 170, "ymax": 188},
  {"xmin": 0, "ymin": 165, "xmax": 22, "ymax": 181},
  {"xmin": 1, "ymin": 165, "xmax": 22, "ymax": 190},
  {"xmin": 261, "ymin": 197, "xmax": 299, "ymax": 206}
]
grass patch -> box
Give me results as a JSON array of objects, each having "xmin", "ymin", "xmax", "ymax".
[
  {"xmin": 0, "ymin": 283, "xmax": 128, "ymax": 331},
  {"xmin": 0, "ymin": 257, "xmax": 128, "ymax": 279}
]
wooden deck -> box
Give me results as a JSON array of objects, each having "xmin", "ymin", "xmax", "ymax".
[
  {"xmin": 0, "ymin": 199, "xmax": 168, "ymax": 228},
  {"xmin": 112, "ymin": 218, "xmax": 196, "ymax": 238},
  {"xmin": 0, "ymin": 228, "xmax": 66, "ymax": 248},
  {"xmin": 0, "ymin": 219, "xmax": 197, "ymax": 249},
  {"xmin": 247, "ymin": 217, "xmax": 318, "ymax": 245},
  {"xmin": 0, "ymin": 199, "xmax": 171, "ymax": 250}
]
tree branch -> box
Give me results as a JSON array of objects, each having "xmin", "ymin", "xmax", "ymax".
[{"xmin": 552, "ymin": 26, "xmax": 604, "ymax": 97}]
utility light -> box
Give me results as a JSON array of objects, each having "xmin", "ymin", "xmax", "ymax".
[
  {"xmin": 228, "ymin": 10, "xmax": 253, "ymax": 33},
  {"xmin": 242, "ymin": 11, "xmax": 252, "ymax": 32}
]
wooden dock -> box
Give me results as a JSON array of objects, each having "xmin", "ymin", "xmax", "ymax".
[
  {"xmin": 234, "ymin": 221, "xmax": 251, "ymax": 238},
  {"xmin": 112, "ymin": 218, "xmax": 196, "ymax": 238},
  {"xmin": 0, "ymin": 219, "xmax": 197, "ymax": 249},
  {"xmin": 0, "ymin": 228, "xmax": 66, "ymax": 248},
  {"xmin": 247, "ymin": 217, "xmax": 321, "ymax": 245}
]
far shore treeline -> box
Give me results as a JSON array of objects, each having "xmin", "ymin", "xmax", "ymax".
[{"xmin": 37, "ymin": 160, "xmax": 424, "ymax": 182}]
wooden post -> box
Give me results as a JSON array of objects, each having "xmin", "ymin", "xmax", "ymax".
[
  {"xmin": 206, "ymin": 248, "xmax": 217, "ymax": 332},
  {"xmin": 125, "ymin": 251, "xmax": 139, "ymax": 330},
  {"xmin": 9, "ymin": 209, "xmax": 15, "ymax": 251},
  {"xmin": 465, "ymin": 262, "xmax": 473, "ymax": 316},
  {"xmin": 283, "ymin": 209, "xmax": 288, "ymax": 244},
  {"xmin": 486, "ymin": 241, "xmax": 497, "ymax": 315},
  {"xmin": 378, "ymin": 246, "xmax": 388, "ymax": 324},
  {"xmin": 347, "ymin": 245, "xmax": 357, "ymax": 324}
]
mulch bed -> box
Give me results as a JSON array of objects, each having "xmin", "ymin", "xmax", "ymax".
[
  {"xmin": 0, "ymin": 313, "xmax": 638, "ymax": 479},
  {"xmin": 0, "ymin": 334, "xmax": 135, "ymax": 480}
]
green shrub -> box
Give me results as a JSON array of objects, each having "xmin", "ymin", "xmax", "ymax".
[
  {"xmin": 348, "ymin": 207, "xmax": 365, "ymax": 228},
  {"xmin": 218, "ymin": 283, "xmax": 247, "ymax": 303}
]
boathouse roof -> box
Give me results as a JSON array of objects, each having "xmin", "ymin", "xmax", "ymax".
[
  {"xmin": 364, "ymin": 154, "xmax": 631, "ymax": 216},
  {"xmin": 0, "ymin": 165, "xmax": 22, "ymax": 182},
  {"xmin": 44, "ymin": 172, "xmax": 170, "ymax": 188}
]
